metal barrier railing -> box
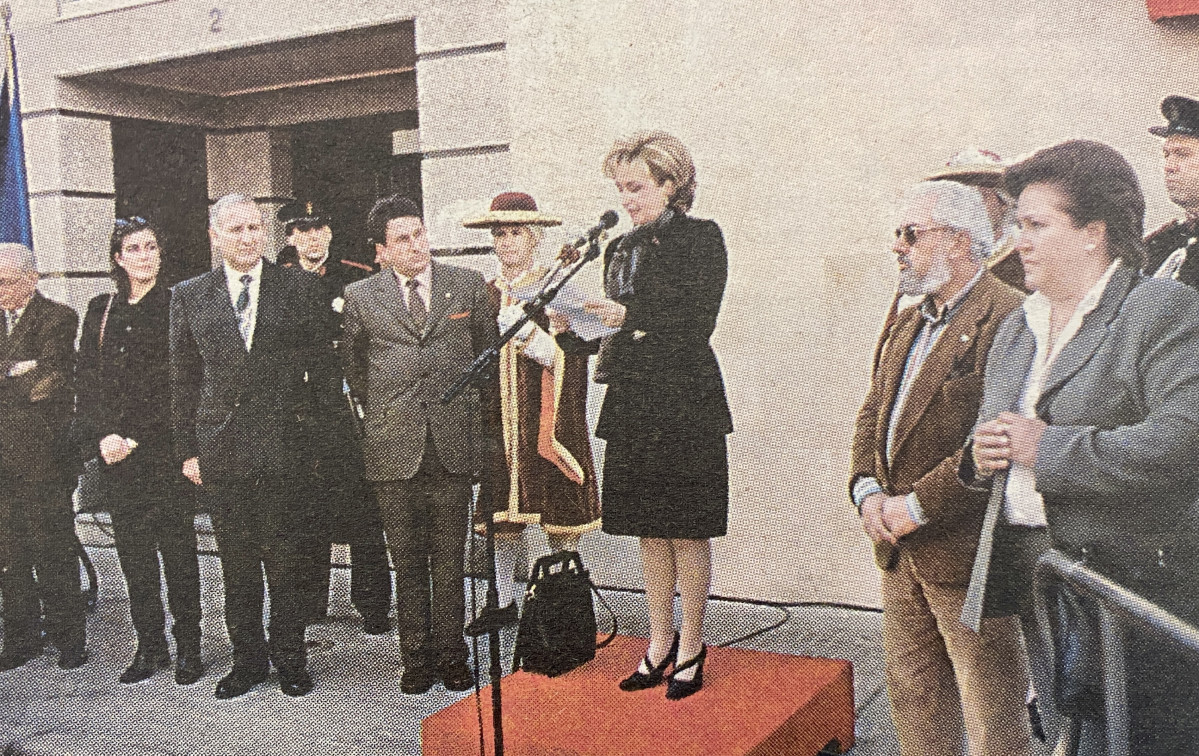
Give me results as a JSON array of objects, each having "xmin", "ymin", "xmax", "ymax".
[{"xmin": 1034, "ymin": 549, "xmax": 1199, "ymax": 756}]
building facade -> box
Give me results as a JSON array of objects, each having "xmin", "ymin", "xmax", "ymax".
[{"xmin": 10, "ymin": 0, "xmax": 1198, "ymax": 607}]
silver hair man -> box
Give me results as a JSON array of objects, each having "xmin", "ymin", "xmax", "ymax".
[
  {"xmin": 904, "ymin": 180, "xmax": 996, "ymax": 263},
  {"xmin": 208, "ymin": 193, "xmax": 257, "ymax": 228}
]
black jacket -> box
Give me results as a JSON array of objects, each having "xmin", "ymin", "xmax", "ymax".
[
  {"xmin": 75, "ymin": 284, "xmax": 173, "ymax": 483},
  {"xmin": 169, "ymin": 260, "xmax": 342, "ymax": 486},
  {"xmin": 594, "ymin": 213, "xmax": 733, "ymax": 442},
  {"xmin": 0, "ymin": 293, "xmax": 78, "ymax": 483}
]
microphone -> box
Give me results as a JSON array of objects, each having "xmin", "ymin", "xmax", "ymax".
[{"xmin": 557, "ymin": 210, "xmax": 620, "ymax": 264}]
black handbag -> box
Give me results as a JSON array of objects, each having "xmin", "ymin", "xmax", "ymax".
[{"xmin": 513, "ymin": 550, "xmax": 617, "ymax": 677}]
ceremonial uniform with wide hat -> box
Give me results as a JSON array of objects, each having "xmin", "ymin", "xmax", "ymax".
[
  {"xmin": 1145, "ymin": 95, "xmax": 1199, "ymax": 288},
  {"xmin": 466, "ymin": 192, "xmax": 601, "ymax": 541}
]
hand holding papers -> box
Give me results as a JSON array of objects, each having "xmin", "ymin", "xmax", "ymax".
[{"xmin": 507, "ymin": 279, "xmax": 619, "ymax": 342}]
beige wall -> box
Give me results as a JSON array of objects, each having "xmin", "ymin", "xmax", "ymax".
[
  {"xmin": 497, "ymin": 0, "xmax": 1199, "ymax": 606},
  {"xmin": 9, "ymin": 0, "xmax": 1199, "ymax": 606}
]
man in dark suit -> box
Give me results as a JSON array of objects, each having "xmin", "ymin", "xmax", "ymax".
[
  {"xmin": 1145, "ymin": 95, "xmax": 1199, "ymax": 285},
  {"xmin": 0, "ymin": 243, "xmax": 87, "ymax": 672},
  {"xmin": 170, "ymin": 194, "xmax": 340, "ymax": 698},
  {"xmin": 274, "ymin": 200, "xmax": 391, "ymax": 633},
  {"xmin": 341, "ymin": 195, "xmax": 498, "ymax": 694},
  {"xmin": 850, "ymin": 182, "xmax": 1032, "ymax": 756}
]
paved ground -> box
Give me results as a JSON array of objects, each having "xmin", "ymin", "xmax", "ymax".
[{"xmin": 0, "ymin": 517, "xmax": 906, "ymax": 756}]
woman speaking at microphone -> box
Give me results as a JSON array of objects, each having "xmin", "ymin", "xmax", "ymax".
[{"xmin": 584, "ymin": 130, "xmax": 732, "ymax": 700}]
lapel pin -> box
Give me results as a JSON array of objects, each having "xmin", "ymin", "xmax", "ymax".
[
  {"xmin": 445, "ymin": 292, "xmax": 452, "ymax": 299},
  {"xmin": 960, "ymin": 334, "xmax": 970, "ymax": 342}
]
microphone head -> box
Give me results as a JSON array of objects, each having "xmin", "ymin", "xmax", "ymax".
[{"xmin": 599, "ymin": 210, "xmax": 620, "ymax": 229}]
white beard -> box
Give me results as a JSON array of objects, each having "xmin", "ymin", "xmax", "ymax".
[{"xmin": 898, "ymin": 253, "xmax": 951, "ymax": 297}]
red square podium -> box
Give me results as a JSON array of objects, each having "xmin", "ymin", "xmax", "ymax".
[{"xmin": 423, "ymin": 635, "xmax": 855, "ymax": 755}]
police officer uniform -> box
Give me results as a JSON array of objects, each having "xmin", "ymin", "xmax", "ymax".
[
  {"xmin": 277, "ymin": 201, "xmax": 392, "ymax": 634},
  {"xmin": 1146, "ymin": 96, "xmax": 1199, "ymax": 288}
]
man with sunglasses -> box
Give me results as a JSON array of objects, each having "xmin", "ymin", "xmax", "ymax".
[
  {"xmin": 850, "ymin": 181, "xmax": 1032, "ymax": 756},
  {"xmin": 273, "ymin": 200, "xmax": 391, "ymax": 634}
]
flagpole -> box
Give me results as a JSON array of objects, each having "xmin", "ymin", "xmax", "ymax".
[{"xmin": 1, "ymin": 4, "xmax": 10, "ymax": 37}]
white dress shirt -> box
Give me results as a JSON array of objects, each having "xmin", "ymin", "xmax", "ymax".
[
  {"xmin": 1003, "ymin": 260, "xmax": 1121, "ymax": 527},
  {"xmin": 3, "ymin": 303, "xmax": 26, "ymax": 336},
  {"xmin": 224, "ymin": 258, "xmax": 264, "ymax": 350}
]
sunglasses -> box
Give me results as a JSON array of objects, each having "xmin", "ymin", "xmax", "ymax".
[
  {"xmin": 114, "ymin": 216, "xmax": 149, "ymax": 231},
  {"xmin": 894, "ymin": 224, "xmax": 956, "ymax": 246}
]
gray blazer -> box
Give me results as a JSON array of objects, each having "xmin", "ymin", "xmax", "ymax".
[
  {"xmin": 964, "ymin": 264, "xmax": 1199, "ymax": 616},
  {"xmin": 341, "ymin": 261, "xmax": 498, "ymax": 482}
]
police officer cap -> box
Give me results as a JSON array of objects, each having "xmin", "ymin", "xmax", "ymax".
[
  {"xmin": 277, "ymin": 200, "xmax": 328, "ymax": 231},
  {"xmin": 1150, "ymin": 95, "xmax": 1199, "ymax": 138}
]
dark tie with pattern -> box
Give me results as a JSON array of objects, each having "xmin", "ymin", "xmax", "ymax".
[
  {"xmin": 236, "ymin": 274, "xmax": 253, "ymax": 347},
  {"xmin": 406, "ymin": 278, "xmax": 427, "ymax": 330}
]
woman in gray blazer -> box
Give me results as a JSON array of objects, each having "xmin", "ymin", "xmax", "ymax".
[{"xmin": 969, "ymin": 140, "xmax": 1199, "ymax": 755}]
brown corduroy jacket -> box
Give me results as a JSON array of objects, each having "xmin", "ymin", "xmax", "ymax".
[{"xmin": 850, "ymin": 271, "xmax": 1023, "ymax": 585}]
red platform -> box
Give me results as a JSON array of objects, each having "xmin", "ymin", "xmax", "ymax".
[{"xmin": 422, "ymin": 635, "xmax": 855, "ymax": 756}]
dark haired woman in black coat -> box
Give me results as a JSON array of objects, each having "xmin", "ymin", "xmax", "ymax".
[{"xmin": 75, "ymin": 218, "xmax": 204, "ymax": 685}]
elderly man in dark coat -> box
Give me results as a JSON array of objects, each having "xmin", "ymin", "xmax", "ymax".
[{"xmin": 0, "ymin": 242, "xmax": 87, "ymax": 672}]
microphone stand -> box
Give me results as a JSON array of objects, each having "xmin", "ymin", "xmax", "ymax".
[
  {"xmin": 449, "ymin": 235, "xmax": 604, "ymax": 756},
  {"xmin": 442, "ymin": 235, "xmax": 602, "ymax": 405}
]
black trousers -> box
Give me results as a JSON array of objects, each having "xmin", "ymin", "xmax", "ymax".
[
  {"xmin": 207, "ymin": 475, "xmax": 309, "ymax": 673},
  {"xmin": 374, "ymin": 440, "xmax": 470, "ymax": 670},
  {"xmin": 109, "ymin": 475, "xmax": 202, "ymax": 648},
  {"xmin": 0, "ymin": 476, "xmax": 85, "ymax": 653},
  {"xmin": 298, "ymin": 478, "xmax": 391, "ymax": 625}
]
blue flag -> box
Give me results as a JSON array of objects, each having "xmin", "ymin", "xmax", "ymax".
[{"xmin": 1, "ymin": 24, "xmax": 32, "ymax": 247}]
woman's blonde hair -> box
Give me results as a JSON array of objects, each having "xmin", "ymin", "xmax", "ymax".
[{"xmin": 602, "ymin": 130, "xmax": 697, "ymax": 213}]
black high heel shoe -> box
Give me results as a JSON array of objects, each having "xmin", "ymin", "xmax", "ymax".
[
  {"xmin": 665, "ymin": 644, "xmax": 706, "ymax": 700},
  {"xmin": 619, "ymin": 633, "xmax": 679, "ymax": 691}
]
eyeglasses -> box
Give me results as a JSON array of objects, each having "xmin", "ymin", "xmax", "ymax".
[
  {"xmin": 113, "ymin": 216, "xmax": 149, "ymax": 231},
  {"xmin": 894, "ymin": 224, "xmax": 957, "ymax": 246}
]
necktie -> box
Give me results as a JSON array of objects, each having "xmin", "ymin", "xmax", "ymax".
[
  {"xmin": 237, "ymin": 274, "xmax": 253, "ymax": 346},
  {"xmin": 406, "ymin": 278, "xmax": 427, "ymax": 330}
]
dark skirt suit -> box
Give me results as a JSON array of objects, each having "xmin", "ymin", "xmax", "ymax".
[
  {"xmin": 75, "ymin": 285, "xmax": 202, "ymax": 650},
  {"xmin": 596, "ymin": 212, "xmax": 733, "ymax": 540}
]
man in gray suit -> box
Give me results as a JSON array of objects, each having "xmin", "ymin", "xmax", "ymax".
[{"xmin": 341, "ymin": 195, "xmax": 498, "ymax": 694}]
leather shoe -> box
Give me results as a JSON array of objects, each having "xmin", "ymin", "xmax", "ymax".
[
  {"xmin": 174, "ymin": 647, "xmax": 205, "ymax": 686},
  {"xmin": 214, "ymin": 664, "xmax": 268, "ymax": 699},
  {"xmin": 665, "ymin": 644, "xmax": 706, "ymax": 701},
  {"xmin": 57, "ymin": 646, "xmax": 89, "ymax": 670},
  {"xmin": 120, "ymin": 641, "xmax": 171, "ymax": 684},
  {"xmin": 363, "ymin": 616, "xmax": 391, "ymax": 636},
  {"xmin": 0, "ymin": 648, "xmax": 38, "ymax": 673},
  {"xmin": 400, "ymin": 664, "xmax": 436, "ymax": 695},
  {"xmin": 440, "ymin": 661, "xmax": 475, "ymax": 692},
  {"xmin": 279, "ymin": 668, "xmax": 314, "ymax": 697},
  {"xmin": 620, "ymin": 633, "xmax": 679, "ymax": 692}
]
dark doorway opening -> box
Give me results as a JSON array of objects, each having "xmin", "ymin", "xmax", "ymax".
[
  {"xmin": 111, "ymin": 118, "xmax": 209, "ymax": 285},
  {"xmin": 290, "ymin": 111, "xmax": 421, "ymax": 268}
]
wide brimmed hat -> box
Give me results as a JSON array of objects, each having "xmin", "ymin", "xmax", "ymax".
[
  {"xmin": 1150, "ymin": 95, "xmax": 1199, "ymax": 138},
  {"xmin": 462, "ymin": 192, "xmax": 562, "ymax": 228},
  {"xmin": 924, "ymin": 147, "xmax": 1008, "ymax": 188}
]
